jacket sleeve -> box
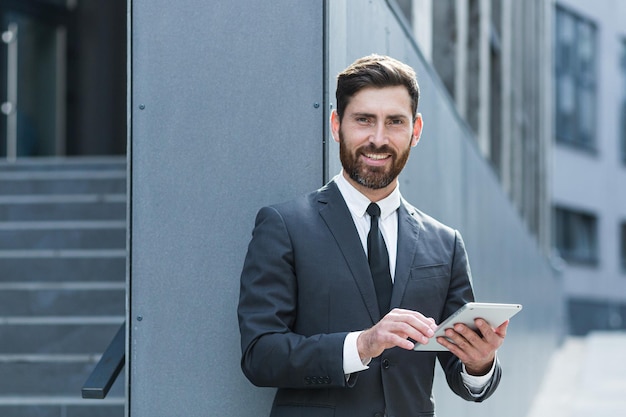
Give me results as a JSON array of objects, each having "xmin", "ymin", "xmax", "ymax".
[
  {"xmin": 437, "ymin": 231, "xmax": 502, "ymax": 402},
  {"xmin": 237, "ymin": 206, "xmax": 349, "ymax": 389}
]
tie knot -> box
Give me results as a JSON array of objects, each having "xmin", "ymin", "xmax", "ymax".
[{"xmin": 366, "ymin": 202, "xmax": 381, "ymax": 218}]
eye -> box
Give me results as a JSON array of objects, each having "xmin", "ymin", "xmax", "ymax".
[
  {"xmin": 388, "ymin": 119, "xmax": 404, "ymax": 126},
  {"xmin": 356, "ymin": 117, "xmax": 372, "ymax": 125}
]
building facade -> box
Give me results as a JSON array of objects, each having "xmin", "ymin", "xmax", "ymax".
[
  {"xmin": 552, "ymin": 0, "xmax": 626, "ymax": 334},
  {"xmin": 402, "ymin": 0, "xmax": 626, "ymax": 335},
  {"xmin": 0, "ymin": 1, "xmax": 565, "ymax": 416},
  {"xmin": 401, "ymin": 0, "xmax": 553, "ymax": 254}
]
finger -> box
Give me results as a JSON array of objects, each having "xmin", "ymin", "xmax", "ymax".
[
  {"xmin": 494, "ymin": 320, "xmax": 509, "ymax": 337},
  {"xmin": 381, "ymin": 332, "xmax": 418, "ymax": 350},
  {"xmin": 474, "ymin": 319, "xmax": 507, "ymax": 348},
  {"xmin": 436, "ymin": 334, "xmax": 470, "ymax": 362},
  {"xmin": 385, "ymin": 310, "xmax": 437, "ymax": 341},
  {"xmin": 388, "ymin": 309, "xmax": 437, "ymax": 330},
  {"xmin": 474, "ymin": 318, "xmax": 508, "ymax": 337},
  {"xmin": 436, "ymin": 335, "xmax": 456, "ymax": 351},
  {"xmin": 375, "ymin": 317, "xmax": 432, "ymax": 347},
  {"xmin": 447, "ymin": 324, "xmax": 488, "ymax": 353},
  {"xmin": 454, "ymin": 323, "xmax": 482, "ymax": 343},
  {"xmin": 360, "ymin": 324, "xmax": 416, "ymax": 357},
  {"xmin": 396, "ymin": 320, "xmax": 434, "ymax": 345},
  {"xmin": 447, "ymin": 326, "xmax": 477, "ymax": 352}
]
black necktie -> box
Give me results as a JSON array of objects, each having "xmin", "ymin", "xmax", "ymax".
[{"xmin": 366, "ymin": 203, "xmax": 392, "ymax": 318}]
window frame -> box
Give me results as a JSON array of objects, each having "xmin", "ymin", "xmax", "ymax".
[
  {"xmin": 554, "ymin": 205, "xmax": 599, "ymax": 265},
  {"xmin": 619, "ymin": 220, "xmax": 626, "ymax": 276},
  {"xmin": 554, "ymin": 5, "xmax": 598, "ymax": 152},
  {"xmin": 621, "ymin": 38, "xmax": 626, "ymax": 165}
]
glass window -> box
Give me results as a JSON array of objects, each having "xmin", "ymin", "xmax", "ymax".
[
  {"xmin": 621, "ymin": 222, "xmax": 626, "ymax": 273},
  {"xmin": 621, "ymin": 40, "xmax": 626, "ymax": 164},
  {"xmin": 555, "ymin": 6, "xmax": 597, "ymax": 151},
  {"xmin": 554, "ymin": 206, "xmax": 598, "ymax": 264}
]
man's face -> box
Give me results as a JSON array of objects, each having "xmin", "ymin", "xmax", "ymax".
[{"xmin": 332, "ymin": 86, "xmax": 422, "ymax": 196}]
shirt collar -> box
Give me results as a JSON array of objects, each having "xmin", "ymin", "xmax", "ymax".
[{"xmin": 334, "ymin": 171, "xmax": 402, "ymax": 220}]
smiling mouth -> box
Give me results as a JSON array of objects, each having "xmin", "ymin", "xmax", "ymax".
[{"xmin": 364, "ymin": 153, "xmax": 390, "ymax": 160}]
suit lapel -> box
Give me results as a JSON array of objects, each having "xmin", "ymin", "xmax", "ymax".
[
  {"xmin": 390, "ymin": 199, "xmax": 421, "ymax": 309},
  {"xmin": 317, "ymin": 182, "xmax": 380, "ymax": 324}
]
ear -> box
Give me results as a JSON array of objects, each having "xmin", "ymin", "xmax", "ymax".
[
  {"xmin": 330, "ymin": 110, "xmax": 341, "ymax": 143},
  {"xmin": 411, "ymin": 113, "xmax": 423, "ymax": 147}
]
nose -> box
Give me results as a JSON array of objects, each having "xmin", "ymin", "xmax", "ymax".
[{"xmin": 369, "ymin": 123, "xmax": 387, "ymax": 146}]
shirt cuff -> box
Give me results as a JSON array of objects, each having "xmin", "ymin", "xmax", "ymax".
[
  {"xmin": 460, "ymin": 353, "xmax": 497, "ymax": 397},
  {"xmin": 343, "ymin": 331, "xmax": 370, "ymax": 375}
]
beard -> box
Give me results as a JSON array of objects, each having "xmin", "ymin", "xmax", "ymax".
[{"xmin": 338, "ymin": 129, "xmax": 412, "ymax": 190}]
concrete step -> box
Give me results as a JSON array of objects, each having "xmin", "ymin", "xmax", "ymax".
[
  {"xmin": 0, "ymin": 400, "xmax": 124, "ymax": 417},
  {"xmin": 0, "ymin": 195, "xmax": 125, "ymax": 221},
  {"xmin": 0, "ymin": 288, "xmax": 124, "ymax": 317},
  {"xmin": 0, "ymin": 221, "xmax": 126, "ymax": 249},
  {"xmin": 0, "ymin": 171, "xmax": 126, "ymax": 195},
  {"xmin": 0, "ymin": 322, "xmax": 123, "ymax": 354},
  {"xmin": 0, "ymin": 251, "xmax": 126, "ymax": 282},
  {"xmin": 0, "ymin": 359, "xmax": 125, "ymax": 397},
  {"xmin": 0, "ymin": 156, "xmax": 126, "ymax": 172}
]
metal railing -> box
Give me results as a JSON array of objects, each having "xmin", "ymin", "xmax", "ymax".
[{"xmin": 82, "ymin": 321, "xmax": 125, "ymax": 399}]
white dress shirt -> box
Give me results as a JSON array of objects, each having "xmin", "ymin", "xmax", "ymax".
[
  {"xmin": 334, "ymin": 171, "xmax": 400, "ymax": 280},
  {"xmin": 333, "ymin": 172, "xmax": 494, "ymax": 395}
]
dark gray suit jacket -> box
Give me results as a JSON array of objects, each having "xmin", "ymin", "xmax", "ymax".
[{"xmin": 238, "ymin": 181, "xmax": 501, "ymax": 417}]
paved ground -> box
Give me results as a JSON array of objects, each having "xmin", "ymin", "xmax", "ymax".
[{"xmin": 526, "ymin": 331, "xmax": 626, "ymax": 417}]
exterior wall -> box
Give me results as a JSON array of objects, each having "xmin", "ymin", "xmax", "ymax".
[
  {"xmin": 403, "ymin": 0, "xmax": 626, "ymax": 335},
  {"xmin": 552, "ymin": 0, "xmax": 626, "ymax": 334},
  {"xmin": 129, "ymin": 1, "xmax": 325, "ymax": 416},
  {"xmin": 425, "ymin": 0, "xmax": 553, "ymax": 254}
]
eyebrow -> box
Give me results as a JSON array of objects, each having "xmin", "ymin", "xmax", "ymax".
[
  {"xmin": 350, "ymin": 112, "xmax": 376, "ymax": 118},
  {"xmin": 350, "ymin": 112, "xmax": 410, "ymax": 120},
  {"xmin": 386, "ymin": 114, "xmax": 410, "ymax": 120}
]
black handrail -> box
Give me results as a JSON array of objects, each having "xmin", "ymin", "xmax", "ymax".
[{"xmin": 82, "ymin": 321, "xmax": 125, "ymax": 399}]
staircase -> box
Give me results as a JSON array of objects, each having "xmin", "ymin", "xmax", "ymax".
[{"xmin": 0, "ymin": 157, "xmax": 126, "ymax": 417}]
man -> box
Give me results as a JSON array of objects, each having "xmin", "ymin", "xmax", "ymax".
[{"xmin": 238, "ymin": 54, "xmax": 508, "ymax": 417}]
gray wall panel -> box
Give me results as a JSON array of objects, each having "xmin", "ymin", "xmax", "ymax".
[{"xmin": 130, "ymin": 1, "xmax": 324, "ymax": 416}]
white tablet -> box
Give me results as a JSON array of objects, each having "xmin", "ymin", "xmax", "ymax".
[{"xmin": 413, "ymin": 302, "xmax": 522, "ymax": 351}]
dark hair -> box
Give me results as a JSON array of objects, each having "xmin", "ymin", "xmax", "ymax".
[{"xmin": 335, "ymin": 54, "xmax": 420, "ymax": 121}]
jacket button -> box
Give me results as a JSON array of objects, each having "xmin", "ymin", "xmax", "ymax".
[{"xmin": 382, "ymin": 358, "xmax": 390, "ymax": 369}]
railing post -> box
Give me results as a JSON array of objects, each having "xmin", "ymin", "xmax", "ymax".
[{"xmin": 1, "ymin": 22, "xmax": 18, "ymax": 162}]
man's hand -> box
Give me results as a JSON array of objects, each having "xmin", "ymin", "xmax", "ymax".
[
  {"xmin": 437, "ymin": 319, "xmax": 508, "ymax": 375},
  {"xmin": 357, "ymin": 308, "xmax": 438, "ymax": 361}
]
